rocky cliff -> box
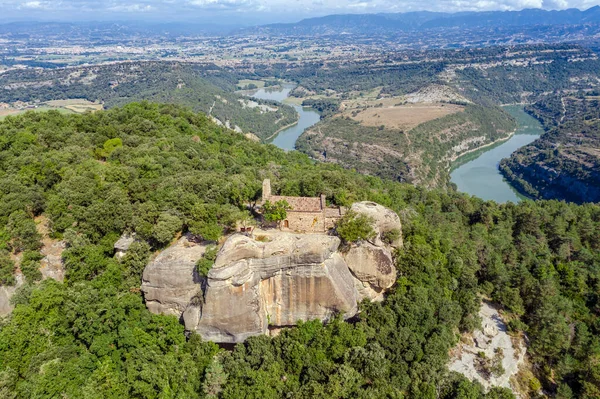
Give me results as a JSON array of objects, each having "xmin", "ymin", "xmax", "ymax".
[{"xmin": 141, "ymin": 201, "xmax": 402, "ymax": 343}]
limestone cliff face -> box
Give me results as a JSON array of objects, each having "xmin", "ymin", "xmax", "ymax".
[
  {"xmin": 141, "ymin": 202, "xmax": 402, "ymax": 343},
  {"xmin": 183, "ymin": 234, "xmax": 359, "ymax": 343},
  {"xmin": 142, "ymin": 236, "xmax": 206, "ymax": 317}
]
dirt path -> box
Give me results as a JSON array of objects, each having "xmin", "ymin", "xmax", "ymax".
[{"xmin": 560, "ymin": 96, "xmax": 567, "ymax": 123}]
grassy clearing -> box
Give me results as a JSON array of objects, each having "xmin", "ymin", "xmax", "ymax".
[
  {"xmin": 344, "ymin": 103, "xmax": 464, "ymax": 131},
  {"xmin": 46, "ymin": 99, "xmax": 104, "ymax": 112},
  {"xmin": 236, "ymin": 79, "xmax": 265, "ymax": 89}
]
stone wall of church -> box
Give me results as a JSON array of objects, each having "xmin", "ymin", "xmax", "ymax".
[{"xmin": 284, "ymin": 211, "xmax": 326, "ymax": 232}]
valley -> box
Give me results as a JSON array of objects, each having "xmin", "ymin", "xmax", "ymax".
[{"xmin": 0, "ymin": 8, "xmax": 599, "ymax": 399}]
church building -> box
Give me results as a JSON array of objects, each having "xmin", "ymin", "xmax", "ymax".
[{"xmin": 260, "ymin": 179, "xmax": 345, "ymax": 232}]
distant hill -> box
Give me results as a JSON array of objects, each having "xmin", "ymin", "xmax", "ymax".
[
  {"xmin": 243, "ymin": 6, "xmax": 600, "ymax": 36},
  {"xmin": 0, "ymin": 21, "xmax": 240, "ymax": 38}
]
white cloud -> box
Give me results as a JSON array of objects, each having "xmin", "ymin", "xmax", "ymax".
[
  {"xmin": 0, "ymin": 0, "xmax": 599, "ymax": 21},
  {"xmin": 108, "ymin": 3, "xmax": 155, "ymax": 12}
]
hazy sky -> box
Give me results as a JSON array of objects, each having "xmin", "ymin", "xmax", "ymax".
[{"xmin": 1, "ymin": 0, "xmax": 599, "ymax": 24}]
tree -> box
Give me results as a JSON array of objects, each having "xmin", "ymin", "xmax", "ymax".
[
  {"xmin": 152, "ymin": 212, "xmax": 182, "ymax": 246},
  {"xmin": 262, "ymin": 200, "xmax": 290, "ymax": 229},
  {"xmin": 203, "ymin": 356, "xmax": 228, "ymax": 399},
  {"xmin": 197, "ymin": 246, "xmax": 218, "ymax": 277},
  {"xmin": 6, "ymin": 210, "xmax": 41, "ymax": 253},
  {"xmin": 121, "ymin": 241, "xmax": 151, "ymax": 283},
  {"xmin": 0, "ymin": 251, "xmax": 15, "ymax": 286},
  {"xmin": 95, "ymin": 138, "xmax": 123, "ymax": 159},
  {"xmin": 20, "ymin": 250, "xmax": 43, "ymax": 282},
  {"xmin": 335, "ymin": 210, "xmax": 375, "ymax": 243}
]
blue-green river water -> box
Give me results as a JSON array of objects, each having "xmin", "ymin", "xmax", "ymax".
[
  {"xmin": 248, "ymin": 86, "xmax": 541, "ymax": 204},
  {"xmin": 449, "ymin": 105, "xmax": 544, "ymax": 203},
  {"xmin": 246, "ymin": 84, "xmax": 321, "ymax": 151}
]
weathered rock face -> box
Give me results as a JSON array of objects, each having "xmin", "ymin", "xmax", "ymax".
[
  {"xmin": 141, "ymin": 236, "xmax": 206, "ymax": 317},
  {"xmin": 449, "ymin": 302, "xmax": 527, "ymax": 393},
  {"xmin": 142, "ymin": 203, "xmax": 403, "ymax": 343},
  {"xmin": 343, "ymin": 242, "xmax": 396, "ymax": 301},
  {"xmin": 184, "ymin": 233, "xmax": 358, "ymax": 343},
  {"xmin": 114, "ymin": 233, "xmax": 137, "ymax": 259},
  {"xmin": 40, "ymin": 240, "xmax": 66, "ymax": 282},
  {"xmin": 350, "ymin": 201, "xmax": 403, "ymax": 248}
]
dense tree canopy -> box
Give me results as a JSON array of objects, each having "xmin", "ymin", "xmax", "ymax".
[{"xmin": 0, "ymin": 104, "xmax": 597, "ymax": 398}]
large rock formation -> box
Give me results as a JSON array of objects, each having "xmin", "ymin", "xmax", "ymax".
[
  {"xmin": 183, "ymin": 233, "xmax": 359, "ymax": 343},
  {"xmin": 141, "ymin": 202, "xmax": 402, "ymax": 343},
  {"xmin": 350, "ymin": 201, "xmax": 403, "ymax": 248},
  {"xmin": 343, "ymin": 242, "xmax": 395, "ymax": 301},
  {"xmin": 142, "ymin": 236, "xmax": 206, "ymax": 317}
]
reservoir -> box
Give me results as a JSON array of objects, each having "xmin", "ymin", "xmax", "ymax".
[
  {"xmin": 450, "ymin": 105, "xmax": 544, "ymax": 203},
  {"xmin": 246, "ymin": 84, "xmax": 321, "ymax": 151}
]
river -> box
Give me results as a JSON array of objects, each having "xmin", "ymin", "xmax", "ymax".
[
  {"xmin": 245, "ymin": 84, "xmax": 321, "ymax": 151},
  {"xmin": 450, "ymin": 105, "xmax": 544, "ymax": 203},
  {"xmin": 247, "ymin": 86, "xmax": 541, "ymax": 203}
]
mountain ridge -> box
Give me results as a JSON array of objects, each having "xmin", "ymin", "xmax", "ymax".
[{"xmin": 243, "ymin": 6, "xmax": 600, "ymax": 35}]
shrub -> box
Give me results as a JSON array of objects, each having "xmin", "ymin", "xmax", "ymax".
[
  {"xmin": 335, "ymin": 211, "xmax": 376, "ymax": 243},
  {"xmin": 0, "ymin": 251, "xmax": 15, "ymax": 286},
  {"xmin": 381, "ymin": 229, "xmax": 401, "ymax": 245},
  {"xmin": 197, "ymin": 246, "xmax": 218, "ymax": 277},
  {"xmin": 152, "ymin": 212, "xmax": 182, "ymax": 246},
  {"xmin": 20, "ymin": 250, "xmax": 43, "ymax": 282}
]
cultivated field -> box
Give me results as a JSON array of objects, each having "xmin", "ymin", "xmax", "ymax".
[
  {"xmin": 344, "ymin": 103, "xmax": 464, "ymax": 131},
  {"xmin": 0, "ymin": 109, "xmax": 21, "ymax": 120},
  {"xmin": 236, "ymin": 79, "xmax": 266, "ymax": 89},
  {"xmin": 45, "ymin": 99, "xmax": 103, "ymax": 113},
  {"xmin": 0, "ymin": 99, "xmax": 102, "ymax": 120}
]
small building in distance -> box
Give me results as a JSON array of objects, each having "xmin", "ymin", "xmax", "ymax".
[{"xmin": 260, "ymin": 179, "xmax": 345, "ymax": 233}]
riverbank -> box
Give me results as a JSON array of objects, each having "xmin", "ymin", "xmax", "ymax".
[
  {"xmin": 264, "ymin": 118, "xmax": 300, "ymax": 141},
  {"xmin": 245, "ymin": 84, "xmax": 321, "ymax": 151},
  {"xmin": 449, "ymin": 105, "xmax": 544, "ymax": 203},
  {"xmin": 447, "ymin": 129, "xmax": 516, "ymax": 172}
]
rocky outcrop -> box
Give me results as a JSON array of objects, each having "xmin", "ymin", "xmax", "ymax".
[
  {"xmin": 343, "ymin": 242, "xmax": 396, "ymax": 301},
  {"xmin": 141, "ymin": 236, "xmax": 206, "ymax": 317},
  {"xmin": 449, "ymin": 302, "xmax": 527, "ymax": 393},
  {"xmin": 142, "ymin": 203, "xmax": 403, "ymax": 343},
  {"xmin": 0, "ymin": 274, "xmax": 23, "ymax": 316},
  {"xmin": 184, "ymin": 233, "xmax": 358, "ymax": 343},
  {"xmin": 114, "ymin": 233, "xmax": 136, "ymax": 259},
  {"xmin": 40, "ymin": 240, "xmax": 66, "ymax": 282},
  {"xmin": 350, "ymin": 201, "xmax": 402, "ymax": 248}
]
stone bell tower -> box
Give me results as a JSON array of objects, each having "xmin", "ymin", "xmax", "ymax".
[{"xmin": 262, "ymin": 179, "xmax": 272, "ymax": 203}]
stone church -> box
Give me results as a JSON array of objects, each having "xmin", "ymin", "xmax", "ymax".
[{"xmin": 260, "ymin": 179, "xmax": 345, "ymax": 232}]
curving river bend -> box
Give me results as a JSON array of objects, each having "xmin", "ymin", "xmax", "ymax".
[
  {"xmin": 247, "ymin": 86, "xmax": 542, "ymax": 204},
  {"xmin": 246, "ymin": 84, "xmax": 320, "ymax": 151},
  {"xmin": 449, "ymin": 105, "xmax": 543, "ymax": 203}
]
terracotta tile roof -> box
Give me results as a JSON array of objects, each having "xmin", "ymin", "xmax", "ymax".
[{"xmin": 270, "ymin": 195, "xmax": 322, "ymax": 212}]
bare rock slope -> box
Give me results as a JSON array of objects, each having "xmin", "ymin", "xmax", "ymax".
[
  {"xmin": 141, "ymin": 201, "xmax": 402, "ymax": 343},
  {"xmin": 449, "ymin": 301, "xmax": 527, "ymax": 393},
  {"xmin": 142, "ymin": 236, "xmax": 207, "ymax": 317}
]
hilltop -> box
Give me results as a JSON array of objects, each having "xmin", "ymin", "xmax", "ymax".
[{"xmin": 0, "ymin": 104, "xmax": 597, "ymax": 397}]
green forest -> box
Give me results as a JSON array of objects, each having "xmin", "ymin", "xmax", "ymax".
[
  {"xmin": 0, "ymin": 62, "xmax": 298, "ymax": 141},
  {"xmin": 0, "ymin": 104, "xmax": 597, "ymax": 398}
]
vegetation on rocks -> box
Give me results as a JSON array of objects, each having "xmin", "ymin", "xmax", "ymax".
[
  {"xmin": 335, "ymin": 211, "xmax": 376, "ymax": 243},
  {"xmin": 0, "ymin": 104, "xmax": 597, "ymax": 397}
]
